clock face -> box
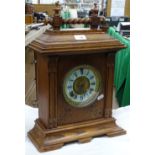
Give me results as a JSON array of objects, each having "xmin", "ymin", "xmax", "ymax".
[{"xmin": 63, "ymin": 65, "xmax": 102, "ymax": 108}]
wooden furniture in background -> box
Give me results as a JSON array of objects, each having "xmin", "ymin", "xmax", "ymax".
[
  {"xmin": 25, "ymin": 3, "xmax": 34, "ymax": 24},
  {"xmin": 25, "ymin": 47, "xmax": 37, "ymax": 107},
  {"xmin": 107, "ymin": 0, "xmax": 112, "ymax": 16},
  {"xmin": 106, "ymin": 0, "xmax": 130, "ymax": 17},
  {"xmin": 125, "ymin": 0, "xmax": 130, "ymax": 17},
  {"xmin": 33, "ymin": 4, "xmax": 57, "ymax": 17},
  {"xmin": 25, "ymin": 25, "xmax": 51, "ymax": 107},
  {"xmin": 25, "ymin": 15, "xmax": 33, "ymax": 24}
]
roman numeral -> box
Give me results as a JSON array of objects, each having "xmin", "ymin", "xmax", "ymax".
[
  {"xmin": 89, "ymin": 88, "xmax": 94, "ymax": 93},
  {"xmin": 80, "ymin": 68, "xmax": 83, "ymax": 75},
  {"xmin": 83, "ymin": 93, "xmax": 89, "ymax": 99},
  {"xmin": 90, "ymin": 75, "xmax": 94, "ymax": 80},
  {"xmin": 86, "ymin": 70, "xmax": 89, "ymax": 76},
  {"xmin": 69, "ymin": 79, "xmax": 74, "ymax": 82},
  {"xmin": 90, "ymin": 82, "xmax": 96, "ymax": 85},
  {"xmin": 90, "ymin": 88, "xmax": 94, "ymax": 91},
  {"xmin": 73, "ymin": 94, "xmax": 77, "ymax": 99},
  {"xmin": 74, "ymin": 72, "xmax": 78, "ymax": 78},
  {"xmin": 80, "ymin": 96, "xmax": 83, "ymax": 101},
  {"xmin": 85, "ymin": 92, "xmax": 89, "ymax": 97},
  {"xmin": 67, "ymin": 85, "xmax": 72, "ymax": 89},
  {"xmin": 69, "ymin": 91, "xmax": 74, "ymax": 97},
  {"xmin": 83, "ymin": 93, "xmax": 86, "ymax": 98}
]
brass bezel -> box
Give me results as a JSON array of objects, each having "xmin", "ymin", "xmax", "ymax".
[{"xmin": 63, "ymin": 65, "xmax": 102, "ymax": 108}]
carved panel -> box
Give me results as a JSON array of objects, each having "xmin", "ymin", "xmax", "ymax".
[{"xmin": 57, "ymin": 54, "xmax": 106, "ymax": 126}]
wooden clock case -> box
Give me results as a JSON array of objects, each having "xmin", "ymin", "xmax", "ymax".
[
  {"xmin": 27, "ymin": 3, "xmax": 126, "ymax": 152},
  {"xmin": 28, "ymin": 29, "xmax": 126, "ymax": 152}
]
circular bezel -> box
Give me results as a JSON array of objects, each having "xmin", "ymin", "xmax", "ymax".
[{"xmin": 63, "ymin": 65, "xmax": 102, "ymax": 108}]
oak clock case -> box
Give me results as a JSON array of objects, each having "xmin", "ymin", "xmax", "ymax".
[{"xmin": 28, "ymin": 30, "xmax": 126, "ymax": 152}]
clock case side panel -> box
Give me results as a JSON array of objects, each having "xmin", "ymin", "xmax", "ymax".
[
  {"xmin": 104, "ymin": 52, "xmax": 115, "ymax": 118},
  {"xmin": 48, "ymin": 56, "xmax": 59, "ymax": 128},
  {"xmin": 35, "ymin": 53, "xmax": 50, "ymax": 128}
]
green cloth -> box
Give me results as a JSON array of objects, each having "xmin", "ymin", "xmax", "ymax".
[
  {"xmin": 61, "ymin": 10, "xmax": 71, "ymax": 29},
  {"xmin": 108, "ymin": 27, "xmax": 130, "ymax": 107}
]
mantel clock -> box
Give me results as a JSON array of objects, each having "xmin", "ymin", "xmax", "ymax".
[{"xmin": 27, "ymin": 4, "xmax": 126, "ymax": 152}]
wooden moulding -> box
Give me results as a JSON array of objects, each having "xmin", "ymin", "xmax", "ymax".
[
  {"xmin": 28, "ymin": 30, "xmax": 126, "ymax": 55},
  {"xmin": 28, "ymin": 118, "xmax": 126, "ymax": 152}
]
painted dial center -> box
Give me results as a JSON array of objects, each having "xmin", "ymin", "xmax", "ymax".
[{"xmin": 63, "ymin": 65, "xmax": 102, "ymax": 107}]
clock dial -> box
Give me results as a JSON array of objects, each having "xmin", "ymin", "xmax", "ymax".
[{"xmin": 63, "ymin": 65, "xmax": 102, "ymax": 107}]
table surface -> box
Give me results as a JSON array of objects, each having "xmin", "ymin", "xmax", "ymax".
[{"xmin": 25, "ymin": 105, "xmax": 130, "ymax": 155}]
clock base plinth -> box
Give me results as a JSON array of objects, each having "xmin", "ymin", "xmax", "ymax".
[
  {"xmin": 28, "ymin": 118, "xmax": 126, "ymax": 152},
  {"xmin": 78, "ymin": 137, "xmax": 92, "ymax": 143}
]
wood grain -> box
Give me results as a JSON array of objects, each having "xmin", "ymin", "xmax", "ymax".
[{"xmin": 29, "ymin": 30, "xmax": 125, "ymax": 54}]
